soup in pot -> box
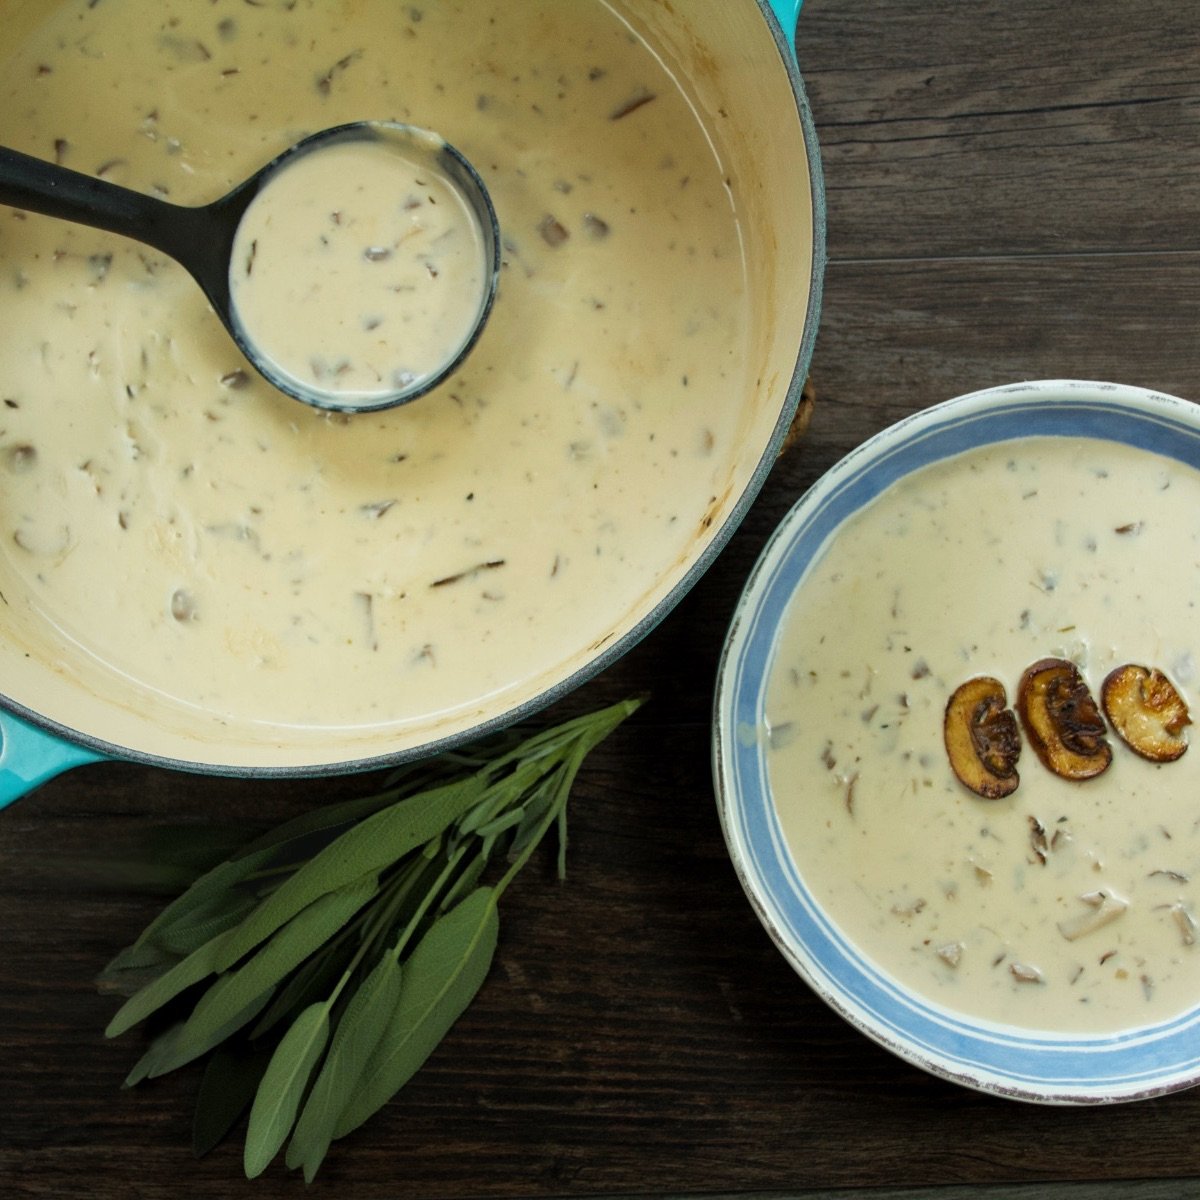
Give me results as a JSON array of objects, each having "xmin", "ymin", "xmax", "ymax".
[{"xmin": 0, "ymin": 0, "xmax": 808, "ymax": 765}]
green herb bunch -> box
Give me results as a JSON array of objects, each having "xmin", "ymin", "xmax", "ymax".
[{"xmin": 99, "ymin": 698, "xmax": 640, "ymax": 1181}]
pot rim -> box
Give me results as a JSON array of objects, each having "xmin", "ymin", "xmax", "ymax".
[{"xmin": 0, "ymin": 0, "xmax": 827, "ymax": 782}]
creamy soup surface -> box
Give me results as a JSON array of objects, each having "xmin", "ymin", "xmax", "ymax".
[
  {"xmin": 0, "ymin": 0, "xmax": 748, "ymax": 737},
  {"xmin": 764, "ymin": 435, "xmax": 1200, "ymax": 1033},
  {"xmin": 229, "ymin": 132, "xmax": 491, "ymax": 406}
]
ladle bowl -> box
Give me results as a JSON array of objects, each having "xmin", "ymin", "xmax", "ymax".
[{"xmin": 0, "ymin": 121, "xmax": 501, "ymax": 412}]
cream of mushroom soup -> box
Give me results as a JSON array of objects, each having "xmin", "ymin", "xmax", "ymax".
[
  {"xmin": 0, "ymin": 0, "xmax": 750, "ymax": 739},
  {"xmin": 764, "ymin": 435, "xmax": 1200, "ymax": 1033}
]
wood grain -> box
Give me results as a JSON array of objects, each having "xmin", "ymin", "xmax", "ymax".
[{"xmin": 6, "ymin": 1, "xmax": 1200, "ymax": 1196}]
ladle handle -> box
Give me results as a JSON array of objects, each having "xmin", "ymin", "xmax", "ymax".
[{"xmin": 0, "ymin": 144, "xmax": 220, "ymax": 286}]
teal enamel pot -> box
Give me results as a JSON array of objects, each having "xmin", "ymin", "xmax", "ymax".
[{"xmin": 0, "ymin": 0, "xmax": 825, "ymax": 806}]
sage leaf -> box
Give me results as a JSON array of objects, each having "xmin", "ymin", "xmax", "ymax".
[
  {"xmin": 96, "ymin": 941, "xmax": 183, "ymax": 998},
  {"xmin": 453, "ymin": 752, "xmax": 561, "ymax": 837},
  {"xmin": 244, "ymin": 1002, "xmax": 330, "ymax": 1179},
  {"xmin": 287, "ymin": 953, "xmax": 402, "ymax": 1181},
  {"xmin": 377, "ymin": 850, "xmax": 454, "ymax": 952},
  {"xmin": 106, "ymin": 928, "xmax": 232, "ymax": 1038},
  {"xmin": 130, "ymin": 845, "xmax": 281, "ymax": 958},
  {"xmin": 145, "ymin": 984, "xmax": 277, "ymax": 1081},
  {"xmin": 100, "ymin": 939, "xmax": 179, "ymax": 978},
  {"xmin": 216, "ymin": 778, "xmax": 483, "ymax": 971},
  {"xmin": 192, "ymin": 1041, "xmax": 275, "ymax": 1158},
  {"xmin": 123, "ymin": 1022, "xmax": 183, "ymax": 1088},
  {"xmin": 334, "ymin": 887, "xmax": 499, "ymax": 1138},
  {"xmin": 472, "ymin": 808, "xmax": 527, "ymax": 840},
  {"xmin": 129, "ymin": 987, "xmax": 274, "ymax": 1087},
  {"xmin": 436, "ymin": 851, "xmax": 487, "ymax": 916},
  {"xmin": 154, "ymin": 876, "xmax": 376, "ymax": 1076},
  {"xmin": 153, "ymin": 892, "xmax": 260, "ymax": 958},
  {"xmin": 249, "ymin": 935, "xmax": 358, "ymax": 1040},
  {"xmin": 129, "ymin": 823, "xmax": 253, "ymax": 883},
  {"xmin": 556, "ymin": 797, "xmax": 569, "ymax": 879},
  {"xmin": 505, "ymin": 779, "xmax": 557, "ymax": 862},
  {"xmin": 455, "ymin": 793, "xmax": 506, "ymax": 837},
  {"xmin": 232, "ymin": 789, "xmax": 401, "ymax": 861}
]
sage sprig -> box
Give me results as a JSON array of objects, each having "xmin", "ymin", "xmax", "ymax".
[{"xmin": 101, "ymin": 697, "xmax": 640, "ymax": 1181}]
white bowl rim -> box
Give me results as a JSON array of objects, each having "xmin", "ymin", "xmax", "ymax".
[{"xmin": 713, "ymin": 378, "xmax": 1200, "ymax": 1105}]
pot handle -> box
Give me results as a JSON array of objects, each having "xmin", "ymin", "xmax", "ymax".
[
  {"xmin": 767, "ymin": 0, "xmax": 803, "ymax": 50},
  {"xmin": 0, "ymin": 709, "xmax": 107, "ymax": 811}
]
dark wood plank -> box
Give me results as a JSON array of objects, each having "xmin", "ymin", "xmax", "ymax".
[{"xmin": 802, "ymin": 0, "xmax": 1200, "ymax": 259}]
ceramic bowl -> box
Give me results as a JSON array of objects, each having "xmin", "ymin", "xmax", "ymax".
[{"xmin": 714, "ymin": 379, "xmax": 1200, "ymax": 1103}]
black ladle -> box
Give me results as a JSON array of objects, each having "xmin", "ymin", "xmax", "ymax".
[{"xmin": 0, "ymin": 121, "xmax": 501, "ymax": 413}]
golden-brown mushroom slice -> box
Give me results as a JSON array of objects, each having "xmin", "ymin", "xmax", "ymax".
[
  {"xmin": 1017, "ymin": 657, "xmax": 1112, "ymax": 780},
  {"xmin": 944, "ymin": 676, "xmax": 1021, "ymax": 798},
  {"xmin": 1101, "ymin": 664, "xmax": 1191, "ymax": 762}
]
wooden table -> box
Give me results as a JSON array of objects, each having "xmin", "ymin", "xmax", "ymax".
[{"xmin": 5, "ymin": 1, "xmax": 1200, "ymax": 1196}]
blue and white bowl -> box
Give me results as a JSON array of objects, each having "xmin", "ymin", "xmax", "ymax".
[{"xmin": 713, "ymin": 379, "xmax": 1200, "ymax": 1104}]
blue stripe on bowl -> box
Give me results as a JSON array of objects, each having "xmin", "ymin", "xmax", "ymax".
[{"xmin": 717, "ymin": 382, "xmax": 1200, "ymax": 1102}]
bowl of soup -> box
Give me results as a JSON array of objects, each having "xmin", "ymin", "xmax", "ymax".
[
  {"xmin": 714, "ymin": 379, "xmax": 1200, "ymax": 1103},
  {"xmin": 0, "ymin": 0, "xmax": 823, "ymax": 800}
]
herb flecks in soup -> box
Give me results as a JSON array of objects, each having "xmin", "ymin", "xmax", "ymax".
[
  {"xmin": 230, "ymin": 133, "xmax": 489, "ymax": 405},
  {"xmin": 765, "ymin": 437, "xmax": 1200, "ymax": 1033},
  {"xmin": 0, "ymin": 0, "xmax": 749, "ymax": 735}
]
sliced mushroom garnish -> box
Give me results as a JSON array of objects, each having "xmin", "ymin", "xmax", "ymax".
[
  {"xmin": 944, "ymin": 676, "xmax": 1021, "ymax": 798},
  {"xmin": 1009, "ymin": 962, "xmax": 1044, "ymax": 984},
  {"xmin": 1101, "ymin": 664, "xmax": 1191, "ymax": 762},
  {"xmin": 1057, "ymin": 889, "xmax": 1128, "ymax": 941},
  {"xmin": 1016, "ymin": 658, "xmax": 1112, "ymax": 780}
]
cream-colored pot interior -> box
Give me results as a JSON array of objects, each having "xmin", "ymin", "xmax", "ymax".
[{"xmin": 0, "ymin": 0, "xmax": 815, "ymax": 770}]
